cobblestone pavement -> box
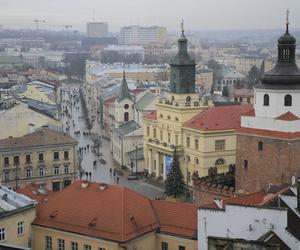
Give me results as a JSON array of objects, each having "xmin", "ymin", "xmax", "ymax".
[{"xmin": 60, "ymin": 83, "xmax": 164, "ymax": 199}]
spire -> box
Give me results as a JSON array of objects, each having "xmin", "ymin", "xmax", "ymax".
[
  {"xmin": 181, "ymin": 19, "xmax": 185, "ymax": 38},
  {"xmin": 286, "ymin": 9, "xmax": 290, "ymax": 34},
  {"xmin": 117, "ymin": 70, "xmax": 133, "ymax": 102}
]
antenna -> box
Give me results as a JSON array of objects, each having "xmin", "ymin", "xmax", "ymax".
[{"xmin": 181, "ymin": 19, "xmax": 184, "ymax": 36}]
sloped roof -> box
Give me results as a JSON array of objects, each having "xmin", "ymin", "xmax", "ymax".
[
  {"xmin": 127, "ymin": 147, "xmax": 144, "ymax": 160},
  {"xmin": 133, "ymin": 91, "xmax": 156, "ymax": 111},
  {"xmin": 224, "ymin": 69, "xmax": 246, "ymax": 79},
  {"xmin": 275, "ymin": 111, "xmax": 300, "ymax": 121},
  {"xmin": 237, "ymin": 127, "xmax": 300, "ymax": 139},
  {"xmin": 114, "ymin": 120, "xmax": 139, "ymax": 136},
  {"xmin": 16, "ymin": 183, "xmax": 55, "ymax": 204},
  {"xmin": 117, "ymin": 72, "xmax": 133, "ymax": 102},
  {"xmin": 143, "ymin": 111, "xmax": 157, "ymax": 120},
  {"xmin": 233, "ymin": 88, "xmax": 254, "ymax": 97},
  {"xmin": 0, "ymin": 127, "xmax": 77, "ymax": 150},
  {"xmin": 33, "ymin": 181, "xmax": 197, "ymax": 242},
  {"xmin": 151, "ymin": 200, "xmax": 197, "ymax": 239},
  {"xmin": 183, "ymin": 105, "xmax": 253, "ymax": 131}
]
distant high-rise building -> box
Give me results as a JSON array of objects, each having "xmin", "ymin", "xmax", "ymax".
[
  {"xmin": 120, "ymin": 25, "xmax": 167, "ymax": 45},
  {"xmin": 86, "ymin": 22, "xmax": 108, "ymax": 37}
]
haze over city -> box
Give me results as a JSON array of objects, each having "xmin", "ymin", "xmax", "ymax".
[{"xmin": 1, "ymin": 0, "xmax": 300, "ymax": 31}]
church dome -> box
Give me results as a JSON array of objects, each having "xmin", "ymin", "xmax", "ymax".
[{"xmin": 278, "ymin": 32, "xmax": 296, "ymax": 45}]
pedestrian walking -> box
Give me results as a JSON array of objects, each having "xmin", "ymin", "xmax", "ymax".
[
  {"xmin": 109, "ymin": 168, "xmax": 112, "ymax": 175},
  {"xmin": 87, "ymin": 144, "xmax": 89, "ymax": 151},
  {"xmin": 85, "ymin": 172, "xmax": 88, "ymax": 179},
  {"xmin": 113, "ymin": 170, "xmax": 116, "ymax": 179},
  {"xmin": 89, "ymin": 172, "xmax": 92, "ymax": 180},
  {"xmin": 116, "ymin": 176, "xmax": 120, "ymax": 184}
]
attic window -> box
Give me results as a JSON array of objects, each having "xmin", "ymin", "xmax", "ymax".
[
  {"xmin": 124, "ymin": 104, "xmax": 129, "ymax": 109},
  {"xmin": 50, "ymin": 210, "xmax": 58, "ymax": 218},
  {"xmin": 88, "ymin": 218, "xmax": 97, "ymax": 227}
]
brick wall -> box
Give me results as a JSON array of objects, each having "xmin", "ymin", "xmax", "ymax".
[{"xmin": 235, "ymin": 134, "xmax": 300, "ymax": 193}]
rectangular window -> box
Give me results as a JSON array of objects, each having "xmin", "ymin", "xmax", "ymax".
[
  {"xmin": 160, "ymin": 131, "xmax": 163, "ymax": 141},
  {"xmin": 162, "ymin": 242, "xmax": 168, "ymax": 250},
  {"xmin": 4, "ymin": 157, "xmax": 9, "ymax": 165},
  {"xmin": 54, "ymin": 166, "xmax": 60, "ymax": 175},
  {"xmin": 147, "ymin": 127, "xmax": 150, "ymax": 136},
  {"xmin": 0, "ymin": 228, "xmax": 5, "ymax": 242},
  {"xmin": 71, "ymin": 242, "xmax": 78, "ymax": 250},
  {"xmin": 64, "ymin": 151, "xmax": 69, "ymax": 160},
  {"xmin": 178, "ymin": 246, "xmax": 186, "ymax": 250},
  {"xmin": 26, "ymin": 154, "xmax": 31, "ymax": 163},
  {"xmin": 84, "ymin": 244, "xmax": 92, "ymax": 250},
  {"xmin": 54, "ymin": 152, "xmax": 59, "ymax": 160},
  {"xmin": 17, "ymin": 221, "xmax": 24, "ymax": 236},
  {"xmin": 39, "ymin": 168, "xmax": 44, "ymax": 177},
  {"xmin": 45, "ymin": 236, "xmax": 52, "ymax": 250},
  {"xmin": 26, "ymin": 169, "xmax": 32, "ymax": 179},
  {"xmin": 153, "ymin": 128, "xmax": 157, "ymax": 138},
  {"xmin": 175, "ymin": 135, "xmax": 178, "ymax": 146},
  {"xmin": 98, "ymin": 248, "xmax": 106, "ymax": 250},
  {"xmin": 195, "ymin": 139, "xmax": 199, "ymax": 150},
  {"xmin": 39, "ymin": 153, "xmax": 44, "ymax": 161},
  {"xmin": 58, "ymin": 239, "xmax": 65, "ymax": 250},
  {"xmin": 258, "ymin": 141, "xmax": 264, "ymax": 151},
  {"xmin": 64, "ymin": 165, "xmax": 69, "ymax": 174},
  {"xmin": 186, "ymin": 137, "xmax": 190, "ymax": 147},
  {"xmin": 4, "ymin": 171, "xmax": 9, "ymax": 181},
  {"xmin": 13, "ymin": 156, "xmax": 19, "ymax": 165},
  {"xmin": 168, "ymin": 133, "xmax": 170, "ymax": 143},
  {"xmin": 215, "ymin": 140, "xmax": 225, "ymax": 151}
]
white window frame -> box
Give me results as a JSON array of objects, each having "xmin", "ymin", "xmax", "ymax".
[
  {"xmin": 17, "ymin": 221, "xmax": 24, "ymax": 236},
  {"xmin": 0, "ymin": 227, "xmax": 6, "ymax": 242}
]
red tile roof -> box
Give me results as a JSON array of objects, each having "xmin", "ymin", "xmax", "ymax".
[
  {"xmin": 233, "ymin": 88, "xmax": 254, "ymax": 97},
  {"xmin": 243, "ymin": 108, "xmax": 255, "ymax": 117},
  {"xmin": 151, "ymin": 200, "xmax": 197, "ymax": 239},
  {"xmin": 103, "ymin": 96, "xmax": 116, "ymax": 106},
  {"xmin": 183, "ymin": 105, "xmax": 253, "ymax": 131},
  {"xmin": 16, "ymin": 184, "xmax": 55, "ymax": 204},
  {"xmin": 143, "ymin": 111, "xmax": 157, "ymax": 120},
  {"xmin": 237, "ymin": 127, "xmax": 300, "ymax": 139},
  {"xmin": 275, "ymin": 111, "xmax": 300, "ymax": 121},
  {"xmin": 33, "ymin": 181, "xmax": 196, "ymax": 242}
]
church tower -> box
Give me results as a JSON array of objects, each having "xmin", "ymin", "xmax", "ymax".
[
  {"xmin": 115, "ymin": 71, "xmax": 134, "ymax": 126},
  {"xmin": 235, "ymin": 11, "xmax": 300, "ymax": 193}
]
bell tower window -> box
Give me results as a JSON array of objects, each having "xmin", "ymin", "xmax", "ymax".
[
  {"xmin": 124, "ymin": 112, "xmax": 129, "ymax": 121},
  {"xmin": 263, "ymin": 94, "xmax": 269, "ymax": 106},
  {"xmin": 284, "ymin": 94, "xmax": 292, "ymax": 106}
]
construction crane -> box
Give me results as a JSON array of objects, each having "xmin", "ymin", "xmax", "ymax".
[{"xmin": 33, "ymin": 19, "xmax": 46, "ymax": 30}]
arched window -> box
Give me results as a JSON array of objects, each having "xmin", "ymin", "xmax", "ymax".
[
  {"xmin": 186, "ymin": 96, "xmax": 191, "ymax": 102},
  {"xmin": 186, "ymin": 155, "xmax": 191, "ymax": 162},
  {"xmin": 263, "ymin": 94, "xmax": 269, "ymax": 106},
  {"xmin": 243, "ymin": 160, "xmax": 248, "ymax": 170},
  {"xmin": 124, "ymin": 104, "xmax": 129, "ymax": 109},
  {"xmin": 284, "ymin": 94, "xmax": 292, "ymax": 106},
  {"xmin": 159, "ymin": 114, "xmax": 163, "ymax": 118},
  {"xmin": 124, "ymin": 112, "xmax": 129, "ymax": 121},
  {"xmin": 167, "ymin": 115, "xmax": 171, "ymax": 120},
  {"xmin": 195, "ymin": 158, "xmax": 199, "ymax": 165},
  {"xmin": 175, "ymin": 117, "xmax": 179, "ymax": 121},
  {"xmin": 215, "ymin": 158, "xmax": 225, "ymax": 166}
]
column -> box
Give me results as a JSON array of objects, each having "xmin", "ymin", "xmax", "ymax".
[
  {"xmin": 155, "ymin": 152, "xmax": 160, "ymax": 177},
  {"xmin": 163, "ymin": 154, "xmax": 167, "ymax": 180},
  {"xmin": 148, "ymin": 150, "xmax": 153, "ymax": 174}
]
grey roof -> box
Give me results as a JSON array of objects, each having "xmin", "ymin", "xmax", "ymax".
[
  {"xmin": 127, "ymin": 147, "xmax": 144, "ymax": 160},
  {"xmin": 114, "ymin": 120, "xmax": 139, "ymax": 136},
  {"xmin": 117, "ymin": 71, "xmax": 133, "ymax": 102},
  {"xmin": 133, "ymin": 91, "xmax": 156, "ymax": 111},
  {"xmin": 21, "ymin": 98, "xmax": 58, "ymax": 119}
]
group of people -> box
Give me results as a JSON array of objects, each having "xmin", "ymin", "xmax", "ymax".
[{"xmin": 78, "ymin": 144, "xmax": 90, "ymax": 155}]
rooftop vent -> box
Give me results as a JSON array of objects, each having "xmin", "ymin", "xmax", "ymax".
[
  {"xmin": 50, "ymin": 210, "xmax": 58, "ymax": 218},
  {"xmin": 81, "ymin": 181, "xmax": 89, "ymax": 189},
  {"xmin": 88, "ymin": 218, "xmax": 97, "ymax": 227},
  {"xmin": 99, "ymin": 183, "xmax": 108, "ymax": 191},
  {"xmin": 2, "ymin": 193, "xmax": 8, "ymax": 202}
]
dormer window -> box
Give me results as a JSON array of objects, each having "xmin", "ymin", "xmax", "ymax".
[
  {"xmin": 263, "ymin": 94, "xmax": 269, "ymax": 106},
  {"xmin": 284, "ymin": 94, "xmax": 292, "ymax": 106}
]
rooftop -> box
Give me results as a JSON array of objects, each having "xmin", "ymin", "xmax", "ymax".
[
  {"xmin": 33, "ymin": 181, "xmax": 197, "ymax": 243},
  {"xmin": 143, "ymin": 110, "xmax": 157, "ymax": 120},
  {"xmin": 113, "ymin": 120, "xmax": 140, "ymax": 136},
  {"xmin": 0, "ymin": 127, "xmax": 77, "ymax": 150},
  {"xmin": 183, "ymin": 104, "xmax": 253, "ymax": 131}
]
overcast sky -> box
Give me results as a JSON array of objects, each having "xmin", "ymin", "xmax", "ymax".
[{"xmin": 0, "ymin": 0, "xmax": 300, "ymax": 32}]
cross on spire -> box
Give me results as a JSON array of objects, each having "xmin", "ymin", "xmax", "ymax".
[{"xmin": 286, "ymin": 9, "xmax": 290, "ymax": 33}]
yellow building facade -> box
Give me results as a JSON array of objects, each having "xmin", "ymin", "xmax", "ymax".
[{"xmin": 0, "ymin": 127, "xmax": 78, "ymax": 191}]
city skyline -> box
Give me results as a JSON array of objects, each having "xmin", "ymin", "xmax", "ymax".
[{"xmin": 0, "ymin": 0, "xmax": 300, "ymax": 32}]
